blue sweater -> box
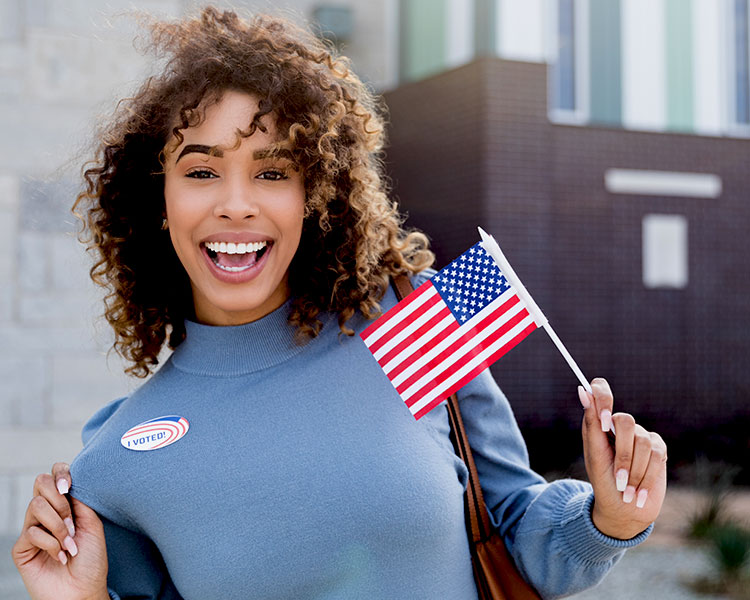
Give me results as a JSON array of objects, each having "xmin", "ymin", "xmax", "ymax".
[{"xmin": 69, "ymin": 274, "xmax": 650, "ymax": 600}]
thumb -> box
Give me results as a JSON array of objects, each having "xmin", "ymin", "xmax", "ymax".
[{"xmin": 70, "ymin": 497, "xmax": 103, "ymax": 534}]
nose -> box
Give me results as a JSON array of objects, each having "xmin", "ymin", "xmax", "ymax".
[{"xmin": 212, "ymin": 175, "xmax": 260, "ymax": 220}]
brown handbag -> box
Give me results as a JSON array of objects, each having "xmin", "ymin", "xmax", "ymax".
[{"xmin": 392, "ymin": 274, "xmax": 541, "ymax": 600}]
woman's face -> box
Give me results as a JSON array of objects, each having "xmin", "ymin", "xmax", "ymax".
[{"xmin": 163, "ymin": 90, "xmax": 305, "ymax": 326}]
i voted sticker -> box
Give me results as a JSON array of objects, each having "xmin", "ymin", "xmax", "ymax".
[{"xmin": 120, "ymin": 415, "xmax": 189, "ymax": 451}]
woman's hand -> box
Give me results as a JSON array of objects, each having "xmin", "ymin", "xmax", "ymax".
[
  {"xmin": 11, "ymin": 463, "xmax": 109, "ymax": 600},
  {"xmin": 579, "ymin": 378, "xmax": 668, "ymax": 540}
]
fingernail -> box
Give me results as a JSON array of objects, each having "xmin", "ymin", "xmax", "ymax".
[
  {"xmin": 577, "ymin": 386, "xmax": 590, "ymax": 409},
  {"xmin": 58, "ymin": 550, "xmax": 68, "ymax": 565},
  {"xmin": 56, "ymin": 479, "xmax": 69, "ymax": 495},
  {"xmin": 615, "ymin": 469, "xmax": 628, "ymax": 492},
  {"xmin": 600, "ymin": 409, "xmax": 612, "ymax": 432},
  {"xmin": 64, "ymin": 535, "xmax": 78, "ymax": 557},
  {"xmin": 636, "ymin": 489, "xmax": 649, "ymax": 509},
  {"xmin": 64, "ymin": 517, "xmax": 75, "ymax": 538},
  {"xmin": 623, "ymin": 485, "xmax": 636, "ymax": 504}
]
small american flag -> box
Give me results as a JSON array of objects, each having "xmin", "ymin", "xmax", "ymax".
[{"xmin": 361, "ymin": 242, "xmax": 539, "ymax": 419}]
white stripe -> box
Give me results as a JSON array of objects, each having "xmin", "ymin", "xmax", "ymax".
[
  {"xmin": 363, "ymin": 284, "xmax": 437, "ymax": 347},
  {"xmin": 693, "ymin": 0, "xmax": 724, "ymax": 134},
  {"xmin": 408, "ymin": 314, "xmax": 536, "ymax": 415},
  {"xmin": 445, "ymin": 0, "xmax": 473, "ymax": 68},
  {"xmin": 384, "ymin": 288, "xmax": 518, "ymax": 377},
  {"xmin": 382, "ymin": 313, "xmax": 454, "ymax": 375},
  {"xmin": 373, "ymin": 298, "xmax": 445, "ymax": 361},
  {"xmin": 390, "ymin": 290, "xmax": 522, "ymax": 387},
  {"xmin": 399, "ymin": 291, "xmax": 525, "ymax": 399},
  {"xmin": 622, "ymin": 0, "xmax": 667, "ymax": 131}
]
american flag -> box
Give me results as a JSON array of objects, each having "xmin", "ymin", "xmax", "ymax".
[{"xmin": 361, "ymin": 242, "xmax": 539, "ymax": 419}]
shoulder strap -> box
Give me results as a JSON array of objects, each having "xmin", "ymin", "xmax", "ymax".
[{"xmin": 391, "ymin": 273, "xmax": 492, "ymax": 544}]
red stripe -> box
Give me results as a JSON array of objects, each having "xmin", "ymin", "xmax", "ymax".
[
  {"xmin": 397, "ymin": 300, "xmax": 526, "ymax": 396},
  {"xmin": 365, "ymin": 287, "xmax": 441, "ymax": 356},
  {"xmin": 360, "ymin": 282, "xmax": 433, "ymax": 344},
  {"xmin": 411, "ymin": 322, "xmax": 537, "ymax": 419},
  {"xmin": 376, "ymin": 305, "xmax": 454, "ymax": 370},
  {"xmin": 404, "ymin": 309, "xmax": 532, "ymax": 407},
  {"xmin": 122, "ymin": 423, "xmax": 179, "ymax": 441}
]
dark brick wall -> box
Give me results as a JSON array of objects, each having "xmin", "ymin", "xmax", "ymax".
[{"xmin": 384, "ymin": 57, "xmax": 750, "ymax": 464}]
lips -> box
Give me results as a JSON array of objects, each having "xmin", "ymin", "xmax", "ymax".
[{"xmin": 200, "ymin": 238, "xmax": 273, "ymax": 283}]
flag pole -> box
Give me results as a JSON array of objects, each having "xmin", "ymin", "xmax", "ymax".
[{"xmin": 478, "ymin": 227, "xmax": 594, "ymax": 396}]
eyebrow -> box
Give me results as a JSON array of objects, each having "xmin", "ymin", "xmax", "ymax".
[
  {"xmin": 175, "ymin": 144, "xmax": 295, "ymax": 164},
  {"xmin": 176, "ymin": 144, "xmax": 223, "ymax": 163}
]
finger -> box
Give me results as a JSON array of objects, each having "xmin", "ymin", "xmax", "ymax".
[
  {"xmin": 32, "ymin": 473, "xmax": 75, "ymax": 538},
  {"xmin": 579, "ymin": 386, "xmax": 614, "ymax": 478},
  {"xmin": 634, "ymin": 432, "xmax": 668, "ymax": 509},
  {"xmin": 590, "ymin": 378, "xmax": 614, "ymax": 433},
  {"xmin": 627, "ymin": 425, "xmax": 653, "ymax": 489},
  {"xmin": 611, "ymin": 412, "xmax": 636, "ymax": 493},
  {"xmin": 24, "ymin": 525, "xmax": 69, "ymax": 565},
  {"xmin": 24, "ymin": 496, "xmax": 78, "ymax": 558},
  {"xmin": 52, "ymin": 462, "xmax": 71, "ymax": 496}
]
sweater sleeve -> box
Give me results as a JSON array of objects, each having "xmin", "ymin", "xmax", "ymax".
[
  {"xmin": 98, "ymin": 515, "xmax": 183, "ymax": 600},
  {"xmin": 453, "ymin": 369, "xmax": 652, "ymax": 599}
]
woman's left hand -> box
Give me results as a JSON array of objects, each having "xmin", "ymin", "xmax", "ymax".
[{"xmin": 579, "ymin": 378, "xmax": 668, "ymax": 540}]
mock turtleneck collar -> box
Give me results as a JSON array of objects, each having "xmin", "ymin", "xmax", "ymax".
[{"xmin": 170, "ymin": 301, "xmax": 334, "ymax": 376}]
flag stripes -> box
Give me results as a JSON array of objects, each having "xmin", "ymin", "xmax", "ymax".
[{"xmin": 361, "ymin": 241, "xmax": 540, "ymax": 419}]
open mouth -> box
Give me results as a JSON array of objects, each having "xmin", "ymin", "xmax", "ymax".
[{"xmin": 203, "ymin": 240, "xmax": 271, "ymax": 272}]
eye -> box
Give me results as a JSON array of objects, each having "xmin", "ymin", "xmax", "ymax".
[
  {"xmin": 257, "ymin": 169, "xmax": 288, "ymax": 181},
  {"xmin": 185, "ymin": 168, "xmax": 217, "ymax": 179}
]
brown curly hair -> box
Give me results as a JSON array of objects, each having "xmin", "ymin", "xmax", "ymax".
[{"xmin": 73, "ymin": 6, "xmax": 434, "ymax": 378}]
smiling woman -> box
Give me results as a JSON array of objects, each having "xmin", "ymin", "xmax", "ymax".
[
  {"xmin": 163, "ymin": 91, "xmax": 306, "ymax": 326},
  {"xmin": 11, "ymin": 6, "xmax": 667, "ymax": 600}
]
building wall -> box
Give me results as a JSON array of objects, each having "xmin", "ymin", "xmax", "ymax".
[{"xmin": 385, "ymin": 57, "xmax": 750, "ymax": 470}]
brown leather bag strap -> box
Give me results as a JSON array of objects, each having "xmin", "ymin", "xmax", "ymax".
[{"xmin": 391, "ymin": 274, "xmax": 493, "ymax": 543}]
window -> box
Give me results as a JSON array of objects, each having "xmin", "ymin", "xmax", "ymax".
[
  {"xmin": 642, "ymin": 214, "xmax": 688, "ymax": 289},
  {"xmin": 549, "ymin": 0, "xmax": 589, "ymax": 123}
]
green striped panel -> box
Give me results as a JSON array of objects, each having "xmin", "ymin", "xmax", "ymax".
[
  {"xmin": 666, "ymin": 0, "xmax": 694, "ymax": 131},
  {"xmin": 589, "ymin": 0, "xmax": 622, "ymax": 125},
  {"xmin": 401, "ymin": 0, "xmax": 447, "ymax": 82}
]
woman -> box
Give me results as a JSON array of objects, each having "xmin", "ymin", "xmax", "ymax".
[{"xmin": 12, "ymin": 7, "xmax": 667, "ymax": 600}]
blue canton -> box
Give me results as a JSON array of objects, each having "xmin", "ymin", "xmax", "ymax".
[{"xmin": 430, "ymin": 243, "xmax": 511, "ymax": 323}]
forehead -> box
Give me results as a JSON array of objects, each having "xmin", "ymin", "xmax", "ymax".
[{"xmin": 170, "ymin": 90, "xmax": 278, "ymax": 151}]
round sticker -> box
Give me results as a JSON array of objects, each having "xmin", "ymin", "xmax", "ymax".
[{"xmin": 120, "ymin": 415, "xmax": 190, "ymax": 451}]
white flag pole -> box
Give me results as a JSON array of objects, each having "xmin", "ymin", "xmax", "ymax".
[{"xmin": 478, "ymin": 227, "xmax": 594, "ymax": 396}]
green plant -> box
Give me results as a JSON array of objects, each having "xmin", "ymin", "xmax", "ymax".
[
  {"xmin": 710, "ymin": 524, "xmax": 750, "ymax": 578},
  {"xmin": 685, "ymin": 456, "xmax": 742, "ymax": 540}
]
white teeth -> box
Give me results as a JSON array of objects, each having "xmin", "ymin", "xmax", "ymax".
[{"xmin": 205, "ymin": 241, "xmax": 267, "ymax": 254}]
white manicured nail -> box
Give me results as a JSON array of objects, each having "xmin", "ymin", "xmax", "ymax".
[
  {"xmin": 623, "ymin": 485, "xmax": 636, "ymax": 504},
  {"xmin": 636, "ymin": 489, "xmax": 649, "ymax": 509},
  {"xmin": 56, "ymin": 479, "xmax": 69, "ymax": 495},
  {"xmin": 64, "ymin": 535, "xmax": 78, "ymax": 557},
  {"xmin": 600, "ymin": 409, "xmax": 612, "ymax": 433},
  {"xmin": 577, "ymin": 386, "xmax": 591, "ymax": 409},
  {"xmin": 58, "ymin": 550, "xmax": 68, "ymax": 565},
  {"xmin": 64, "ymin": 517, "xmax": 75, "ymax": 538},
  {"xmin": 616, "ymin": 469, "xmax": 628, "ymax": 492}
]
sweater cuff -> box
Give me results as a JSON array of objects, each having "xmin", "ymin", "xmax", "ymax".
[
  {"xmin": 108, "ymin": 589, "xmax": 121, "ymax": 600},
  {"xmin": 559, "ymin": 491, "xmax": 653, "ymax": 563}
]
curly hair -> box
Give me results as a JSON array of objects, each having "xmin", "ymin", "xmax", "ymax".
[{"xmin": 73, "ymin": 6, "xmax": 434, "ymax": 378}]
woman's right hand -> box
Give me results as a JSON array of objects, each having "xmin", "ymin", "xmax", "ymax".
[{"xmin": 11, "ymin": 463, "xmax": 110, "ymax": 600}]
